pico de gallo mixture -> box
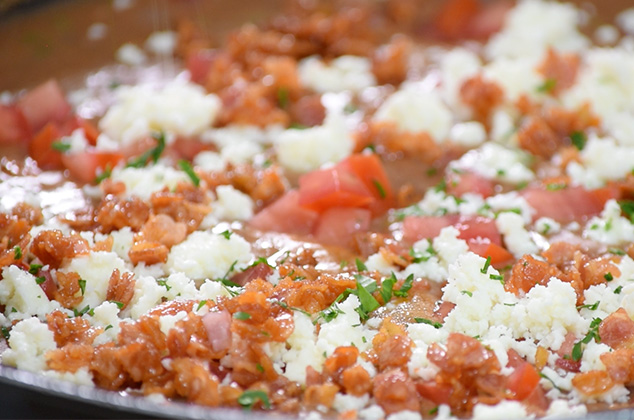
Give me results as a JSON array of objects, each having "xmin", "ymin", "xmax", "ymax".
[{"xmin": 2, "ymin": 0, "xmax": 634, "ymax": 418}]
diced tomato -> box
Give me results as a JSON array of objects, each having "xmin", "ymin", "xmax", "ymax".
[
  {"xmin": 482, "ymin": 242, "xmax": 514, "ymax": 265},
  {"xmin": 523, "ymin": 186, "xmax": 618, "ymax": 223},
  {"xmin": 415, "ymin": 381, "xmax": 451, "ymax": 405},
  {"xmin": 28, "ymin": 123, "xmax": 64, "ymax": 170},
  {"xmin": 0, "ymin": 105, "xmax": 30, "ymax": 144},
  {"xmin": 298, "ymin": 165, "xmax": 374, "ymax": 213},
  {"xmin": 186, "ymin": 49, "xmax": 216, "ymax": 85},
  {"xmin": 465, "ymin": 1, "xmax": 512, "ymax": 39},
  {"xmin": 77, "ymin": 118, "xmax": 100, "ymax": 146},
  {"xmin": 168, "ymin": 136, "xmax": 211, "ymax": 161},
  {"xmin": 230, "ymin": 261, "xmax": 273, "ymax": 286},
  {"xmin": 455, "ymin": 216, "xmax": 502, "ymax": 245},
  {"xmin": 17, "ymin": 79, "xmax": 71, "ymax": 133},
  {"xmin": 340, "ymin": 153, "xmax": 395, "ymax": 216},
  {"xmin": 402, "ymin": 215, "xmax": 459, "ymax": 243},
  {"xmin": 507, "ymin": 362, "xmax": 540, "ymax": 400},
  {"xmin": 61, "ymin": 150, "xmax": 124, "ymax": 184},
  {"xmin": 250, "ymin": 190, "xmax": 320, "ymax": 235},
  {"xmin": 435, "ymin": 0, "xmax": 480, "ymax": 40},
  {"xmin": 313, "ymin": 207, "xmax": 371, "ymax": 246},
  {"xmin": 446, "ymin": 171, "xmax": 495, "ymax": 198}
]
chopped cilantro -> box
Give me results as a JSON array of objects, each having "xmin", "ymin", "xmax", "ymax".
[
  {"xmin": 434, "ymin": 178, "xmax": 447, "ymax": 192},
  {"xmin": 355, "ymin": 277, "xmax": 380, "ymax": 320},
  {"xmin": 277, "ymin": 87, "xmax": 290, "ymax": 109},
  {"xmin": 570, "ymin": 131, "xmax": 587, "ymax": 150},
  {"xmin": 289, "ymin": 122, "xmax": 308, "ymax": 129},
  {"xmin": 110, "ymin": 301, "xmax": 124, "ymax": 310},
  {"xmin": 414, "ymin": 318, "xmax": 442, "ymax": 329},
  {"xmin": 256, "ymin": 363, "xmax": 265, "ymax": 373},
  {"xmin": 220, "ymin": 230, "xmax": 233, "ymax": 240},
  {"xmin": 545, "ymin": 182, "xmax": 567, "ymax": 191},
  {"xmin": 78, "ymin": 279, "xmax": 86, "ymax": 296},
  {"xmin": 13, "ymin": 246, "xmax": 22, "ymax": 260},
  {"xmin": 157, "ymin": 279, "xmax": 171, "ymax": 291},
  {"xmin": 233, "ymin": 311, "xmax": 252, "ymax": 321},
  {"xmin": 536, "ymin": 78, "xmax": 557, "ymax": 93},
  {"xmin": 126, "ymin": 131, "xmax": 165, "ymax": 168},
  {"xmin": 461, "ymin": 290, "xmax": 473, "ymax": 297},
  {"xmin": 355, "ymin": 258, "xmax": 367, "ymax": 272},
  {"xmin": 247, "ymin": 257, "xmax": 273, "ymax": 269},
  {"xmin": 35, "ymin": 276, "xmax": 46, "ymax": 285},
  {"xmin": 481, "ymin": 256, "xmax": 492, "ymax": 274},
  {"xmin": 577, "ymin": 301, "xmax": 599, "ymax": 310},
  {"xmin": 393, "ymin": 274, "xmax": 413, "ymax": 298},
  {"xmin": 274, "ymin": 301, "xmax": 311, "ymax": 317},
  {"xmin": 604, "ymin": 272, "xmax": 614, "ymax": 282},
  {"xmin": 238, "ymin": 390, "xmax": 271, "ymax": 410},
  {"xmin": 539, "ymin": 372, "xmax": 563, "ymax": 392},
  {"xmin": 94, "ymin": 165, "xmax": 112, "ymax": 184},
  {"xmin": 609, "ymin": 248, "xmax": 625, "ymax": 256},
  {"xmin": 372, "ymin": 179, "xmax": 387, "ymax": 199},
  {"xmin": 74, "ymin": 305, "xmax": 92, "ymax": 317},
  {"xmin": 28, "ymin": 264, "xmax": 42, "ymax": 275},
  {"xmin": 104, "ymin": 324, "xmax": 113, "ymax": 331},
  {"xmin": 489, "ymin": 274, "xmax": 504, "ymax": 284},
  {"xmin": 571, "ymin": 317, "xmax": 602, "ymax": 361},
  {"xmin": 178, "ymin": 159, "xmax": 200, "ymax": 187},
  {"xmin": 1, "ymin": 327, "xmax": 9, "ymax": 339},
  {"xmin": 619, "ymin": 200, "xmax": 634, "ymax": 223},
  {"xmin": 426, "ymin": 168, "xmax": 438, "ymax": 177},
  {"xmin": 615, "ymin": 286, "xmax": 623, "ymax": 294},
  {"xmin": 51, "ymin": 141, "xmax": 71, "ymax": 152},
  {"xmin": 379, "ymin": 274, "xmax": 396, "ymax": 303},
  {"xmin": 196, "ymin": 300, "xmax": 208, "ymax": 311}
]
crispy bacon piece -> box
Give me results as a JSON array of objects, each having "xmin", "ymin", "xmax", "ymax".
[
  {"xmin": 506, "ymin": 255, "xmax": 563, "ymax": 295},
  {"xmin": 150, "ymin": 189, "xmax": 210, "ymax": 233},
  {"xmin": 459, "ymin": 74, "xmax": 504, "ymax": 127},
  {"xmin": 172, "ymin": 358, "xmax": 221, "ymax": 406},
  {"xmin": 53, "ymin": 271, "xmax": 83, "ymax": 309},
  {"xmin": 370, "ymin": 318, "xmax": 413, "ymax": 370},
  {"xmin": 47, "ymin": 310, "xmax": 100, "ymax": 347},
  {"xmin": 46, "ymin": 343, "xmax": 93, "ymax": 373},
  {"xmin": 96, "ymin": 196, "xmax": 150, "ymax": 233},
  {"xmin": 372, "ymin": 35, "xmax": 411, "ymax": 86},
  {"xmin": 128, "ymin": 241, "xmax": 169, "ymax": 265},
  {"xmin": 599, "ymin": 308, "xmax": 634, "ymax": 350},
  {"xmin": 303, "ymin": 383, "xmax": 340, "ymax": 410},
  {"xmin": 31, "ymin": 230, "xmax": 89, "ymax": 269},
  {"xmin": 0, "ymin": 213, "xmax": 31, "ymax": 268},
  {"xmin": 601, "ymin": 348, "xmax": 634, "ymax": 385},
  {"xmin": 537, "ymin": 48, "xmax": 581, "ymax": 95},
  {"xmin": 373, "ymin": 369, "xmax": 420, "ymax": 415},
  {"xmin": 106, "ymin": 269, "xmax": 135, "ymax": 310},
  {"xmin": 572, "ymin": 370, "xmax": 615, "ymax": 397}
]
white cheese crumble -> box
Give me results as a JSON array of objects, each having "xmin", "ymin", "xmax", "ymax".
[
  {"xmin": 275, "ymin": 110, "xmax": 353, "ymax": 173},
  {"xmin": 145, "ymin": 31, "xmax": 177, "ymax": 55},
  {"xmin": 100, "ymin": 80, "xmax": 221, "ymax": 146},
  {"xmin": 567, "ymin": 136, "xmax": 634, "ymax": 188},
  {"xmin": 90, "ymin": 301, "xmax": 121, "ymax": 346},
  {"xmin": 115, "ymin": 43, "xmax": 147, "ymax": 66},
  {"xmin": 374, "ymin": 87, "xmax": 452, "ymax": 142},
  {"xmin": 299, "ymin": 55, "xmax": 377, "ymax": 93},
  {"xmin": 128, "ymin": 275, "xmax": 167, "ymax": 319},
  {"xmin": 439, "ymin": 48, "xmax": 482, "ymax": 114},
  {"xmin": 109, "ymin": 163, "xmax": 189, "ymax": 201},
  {"xmin": 166, "ymin": 231, "xmax": 253, "ymax": 281},
  {"xmin": 2, "ymin": 317, "xmax": 56, "ymax": 372},
  {"xmin": 617, "ymin": 8, "xmax": 634, "ymax": 35},
  {"xmin": 448, "ymin": 121, "xmax": 487, "ymax": 148},
  {"xmin": 472, "ymin": 400, "xmax": 529, "ymax": 419},
  {"xmin": 583, "ymin": 199, "xmax": 634, "ymax": 246},
  {"xmin": 485, "ymin": 0, "xmax": 588, "ymax": 59},
  {"xmin": 451, "ymin": 142, "xmax": 534, "ymax": 185},
  {"xmin": 316, "ymin": 295, "xmax": 376, "ymax": 356},
  {"xmin": 212, "ymin": 185, "xmax": 254, "ymax": 221},
  {"xmin": 495, "ymin": 211, "xmax": 539, "ymax": 258},
  {"xmin": 483, "ymin": 56, "xmax": 543, "ymax": 101},
  {"xmin": 0, "ymin": 266, "xmax": 60, "ymax": 321},
  {"xmin": 86, "ymin": 23, "xmax": 108, "ymax": 41}
]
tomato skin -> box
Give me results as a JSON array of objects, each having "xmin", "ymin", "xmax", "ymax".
[
  {"xmin": 507, "ymin": 362, "xmax": 541, "ymax": 401},
  {"xmin": 340, "ymin": 153, "xmax": 395, "ymax": 216},
  {"xmin": 402, "ymin": 215, "xmax": 458, "ymax": 243},
  {"xmin": 0, "ymin": 105, "xmax": 30, "ymax": 144},
  {"xmin": 446, "ymin": 171, "xmax": 495, "ymax": 198},
  {"xmin": 313, "ymin": 207, "xmax": 371, "ymax": 246},
  {"xmin": 186, "ymin": 49, "xmax": 215, "ymax": 85},
  {"xmin": 523, "ymin": 186, "xmax": 618, "ymax": 223},
  {"xmin": 61, "ymin": 150, "xmax": 124, "ymax": 184},
  {"xmin": 298, "ymin": 165, "xmax": 374, "ymax": 213},
  {"xmin": 250, "ymin": 190, "xmax": 320, "ymax": 235},
  {"xmin": 28, "ymin": 123, "xmax": 64, "ymax": 170},
  {"xmin": 17, "ymin": 79, "xmax": 71, "ymax": 133},
  {"xmin": 415, "ymin": 381, "xmax": 452, "ymax": 405}
]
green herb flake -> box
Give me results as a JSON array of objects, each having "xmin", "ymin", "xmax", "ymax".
[
  {"xmin": 546, "ymin": 183, "xmax": 567, "ymax": 191},
  {"xmin": 277, "ymin": 87, "xmax": 290, "ymax": 109},
  {"xmin": 604, "ymin": 272, "xmax": 614, "ymax": 282},
  {"xmin": 126, "ymin": 131, "xmax": 166, "ymax": 168},
  {"xmin": 73, "ymin": 305, "xmax": 92, "ymax": 317},
  {"xmin": 379, "ymin": 274, "xmax": 396, "ymax": 303},
  {"xmin": 615, "ymin": 286, "xmax": 623, "ymax": 295},
  {"xmin": 355, "ymin": 278, "xmax": 380, "ymax": 320},
  {"xmin": 13, "ymin": 246, "xmax": 22, "ymax": 260},
  {"xmin": 609, "ymin": 248, "xmax": 626, "ymax": 256},
  {"xmin": 28, "ymin": 264, "xmax": 42, "ymax": 275},
  {"xmin": 429, "ymin": 407, "xmax": 439, "ymax": 415},
  {"xmin": 1, "ymin": 326, "xmax": 10, "ymax": 339},
  {"xmin": 104, "ymin": 324, "xmax": 113, "ymax": 331},
  {"xmin": 394, "ymin": 274, "xmax": 414, "ymax": 298},
  {"xmin": 233, "ymin": 311, "xmax": 252, "ymax": 321},
  {"xmin": 571, "ymin": 317, "xmax": 602, "ymax": 362},
  {"xmin": 237, "ymin": 390, "xmax": 271, "ymax": 410},
  {"xmin": 78, "ymin": 279, "xmax": 87, "ymax": 296},
  {"xmin": 355, "ymin": 258, "xmax": 367, "ymax": 272},
  {"xmin": 157, "ymin": 279, "xmax": 171, "ymax": 291},
  {"xmin": 51, "ymin": 141, "xmax": 71, "ymax": 152},
  {"xmin": 539, "ymin": 372, "xmax": 563, "ymax": 392},
  {"xmin": 274, "ymin": 301, "xmax": 311, "ymax": 317},
  {"xmin": 372, "ymin": 179, "xmax": 387, "ymax": 199},
  {"xmin": 461, "ymin": 290, "xmax": 473, "ymax": 297},
  {"xmin": 481, "ymin": 256, "xmax": 492, "ymax": 274},
  {"xmin": 434, "ymin": 178, "xmax": 447, "ymax": 193},
  {"xmin": 35, "ymin": 276, "xmax": 46, "ymax": 285},
  {"xmin": 489, "ymin": 274, "xmax": 505, "ymax": 284},
  {"xmin": 196, "ymin": 300, "xmax": 208, "ymax": 311},
  {"xmin": 220, "ymin": 230, "xmax": 233, "ymax": 240},
  {"xmin": 618, "ymin": 200, "xmax": 634, "ymax": 223},
  {"xmin": 178, "ymin": 159, "xmax": 200, "ymax": 187},
  {"xmin": 414, "ymin": 317, "xmax": 442, "ymax": 329},
  {"xmin": 570, "ymin": 131, "xmax": 587, "ymax": 150},
  {"xmin": 536, "ymin": 78, "xmax": 557, "ymax": 93},
  {"xmin": 110, "ymin": 301, "xmax": 124, "ymax": 310},
  {"xmin": 94, "ymin": 165, "xmax": 112, "ymax": 184},
  {"xmin": 577, "ymin": 301, "xmax": 600, "ymax": 311},
  {"xmin": 256, "ymin": 363, "xmax": 264, "ymax": 373}
]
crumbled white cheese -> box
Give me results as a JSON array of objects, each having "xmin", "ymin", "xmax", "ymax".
[
  {"xmin": 534, "ymin": 217, "xmax": 561, "ymax": 235},
  {"xmin": 90, "ymin": 301, "xmax": 121, "ymax": 346},
  {"xmin": 299, "ymin": 55, "xmax": 376, "ymax": 93},
  {"xmin": 0, "ymin": 266, "xmax": 60, "ymax": 321},
  {"xmin": 116, "ymin": 43, "xmax": 147, "ymax": 66},
  {"xmin": 86, "ymin": 23, "xmax": 108, "ymax": 41},
  {"xmin": 448, "ymin": 121, "xmax": 487, "ymax": 148},
  {"xmin": 485, "ymin": 0, "xmax": 588, "ymax": 59},
  {"xmin": 316, "ymin": 295, "xmax": 376, "ymax": 356},
  {"xmin": 220, "ymin": 141, "xmax": 262, "ymax": 166},
  {"xmin": 275, "ymin": 110, "xmax": 353, "ymax": 173},
  {"xmin": 439, "ymin": 48, "xmax": 482, "ymax": 113},
  {"xmin": 544, "ymin": 400, "xmax": 587, "ymax": 419},
  {"xmin": 358, "ymin": 405, "xmax": 385, "ymax": 420},
  {"xmin": 159, "ymin": 310, "xmax": 188, "ymax": 335},
  {"xmin": 109, "ymin": 163, "xmax": 189, "ymax": 201},
  {"xmin": 407, "ymin": 189, "xmax": 484, "ymax": 218},
  {"xmin": 44, "ymin": 368, "xmax": 94, "ymax": 387},
  {"xmin": 579, "ymin": 340, "xmax": 611, "ymax": 372},
  {"xmin": 166, "ymin": 231, "xmax": 253, "ymax": 281},
  {"xmin": 108, "ymin": 227, "xmax": 134, "ymax": 262},
  {"xmin": 212, "ymin": 185, "xmax": 254, "ymax": 221},
  {"xmin": 483, "ymin": 56, "xmax": 543, "ymax": 101},
  {"xmin": 617, "ymin": 8, "xmax": 634, "ymax": 35},
  {"xmin": 472, "ymin": 400, "xmax": 529, "ymax": 419},
  {"xmin": 407, "ymin": 322, "xmax": 447, "ymax": 379},
  {"xmin": 595, "ymin": 25, "xmax": 620, "ymax": 45},
  {"xmin": 63, "ymin": 251, "xmax": 128, "ymax": 310},
  {"xmin": 333, "ymin": 393, "xmax": 369, "ymax": 414},
  {"xmin": 567, "ymin": 136, "xmax": 634, "ymax": 188},
  {"xmin": 386, "ymin": 411, "xmax": 422, "ymax": 420},
  {"xmin": 163, "ymin": 272, "xmax": 199, "ymax": 301},
  {"xmin": 145, "ymin": 31, "xmax": 177, "ymax": 55},
  {"xmin": 193, "ymin": 151, "xmax": 226, "ymax": 172},
  {"xmin": 100, "ymin": 80, "xmax": 221, "ymax": 145},
  {"xmin": 451, "ymin": 143, "xmax": 534, "ymax": 185},
  {"xmin": 486, "ymin": 192, "xmax": 535, "ymax": 224},
  {"xmin": 490, "ymin": 108, "xmax": 517, "ymax": 144},
  {"xmin": 128, "ymin": 275, "xmax": 167, "ymax": 319},
  {"xmin": 374, "ymin": 87, "xmax": 452, "ymax": 142},
  {"xmin": 495, "ymin": 211, "xmax": 539, "ymax": 258},
  {"xmin": 583, "ymin": 199, "xmax": 634, "ymax": 246},
  {"xmin": 2, "ymin": 317, "xmax": 56, "ymax": 372}
]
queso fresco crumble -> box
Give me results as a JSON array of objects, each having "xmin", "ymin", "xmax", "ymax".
[{"xmin": 3, "ymin": 0, "xmax": 634, "ymax": 418}]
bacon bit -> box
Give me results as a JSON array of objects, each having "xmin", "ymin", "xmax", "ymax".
[
  {"xmin": 172, "ymin": 358, "xmax": 221, "ymax": 406},
  {"xmin": 128, "ymin": 241, "xmax": 169, "ymax": 265},
  {"xmin": 46, "ymin": 343, "xmax": 93, "ymax": 373},
  {"xmin": 601, "ymin": 348, "xmax": 634, "ymax": 385},
  {"xmin": 434, "ymin": 0, "xmax": 480, "ymax": 40},
  {"xmin": 93, "ymin": 236, "xmax": 113, "ymax": 252},
  {"xmin": 323, "ymin": 346, "xmax": 359, "ymax": 382},
  {"xmin": 354, "ymin": 121, "xmax": 442, "ymax": 164},
  {"xmin": 459, "ymin": 74, "xmax": 504, "ymax": 128},
  {"xmin": 303, "ymin": 383, "xmax": 340, "ymax": 410},
  {"xmin": 53, "ymin": 271, "xmax": 83, "ymax": 309},
  {"xmin": 0, "ymin": 213, "xmax": 31, "ymax": 269},
  {"xmin": 517, "ymin": 116, "xmax": 563, "ymax": 159},
  {"xmin": 150, "ymin": 190, "xmax": 210, "ymax": 233},
  {"xmin": 373, "ymin": 369, "xmax": 420, "ymax": 415},
  {"xmin": 370, "ymin": 318, "xmax": 412, "ymax": 370},
  {"xmin": 47, "ymin": 310, "xmax": 100, "ymax": 347},
  {"xmin": 580, "ymin": 256, "xmax": 620, "ymax": 289},
  {"xmin": 372, "ymin": 35, "xmax": 411, "ymax": 86},
  {"xmin": 168, "ymin": 313, "xmax": 225, "ymax": 361},
  {"xmin": 231, "ymin": 262, "xmax": 273, "ymax": 287},
  {"xmin": 11, "ymin": 202, "xmax": 43, "ymax": 226},
  {"xmin": 537, "ymin": 48, "xmax": 581, "ymax": 95},
  {"xmin": 250, "ymin": 167, "xmax": 287, "ymax": 206},
  {"xmin": 506, "ymin": 255, "xmax": 562, "ymax": 295},
  {"xmin": 106, "ymin": 269, "xmax": 135, "ymax": 310},
  {"xmin": 272, "ymin": 274, "xmax": 356, "ymax": 313},
  {"xmin": 555, "ymin": 332, "xmax": 581, "ymax": 373},
  {"xmin": 572, "ymin": 370, "xmax": 615, "ymax": 396},
  {"xmin": 31, "ymin": 231, "xmax": 89, "ymax": 270},
  {"xmin": 378, "ymin": 246, "xmax": 410, "ymax": 269},
  {"xmin": 147, "ymin": 300, "xmax": 196, "ymax": 318},
  {"xmin": 229, "ymin": 337, "xmax": 278, "ymax": 387},
  {"xmin": 288, "ymin": 95, "xmax": 326, "ymax": 128},
  {"xmin": 117, "ymin": 317, "xmax": 167, "ymax": 383},
  {"xmin": 341, "ymin": 364, "xmax": 372, "ymax": 396},
  {"xmin": 353, "ymin": 232, "xmax": 393, "ymax": 258},
  {"xmin": 599, "ymin": 308, "xmax": 634, "ymax": 350},
  {"xmin": 101, "ymin": 179, "xmax": 127, "ymax": 196},
  {"xmin": 96, "ymin": 196, "xmax": 150, "ymax": 233},
  {"xmin": 217, "ymin": 83, "xmax": 290, "ymax": 128},
  {"xmin": 542, "ymin": 104, "xmax": 600, "ymax": 138},
  {"xmin": 90, "ymin": 344, "xmax": 128, "ymax": 390}
]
